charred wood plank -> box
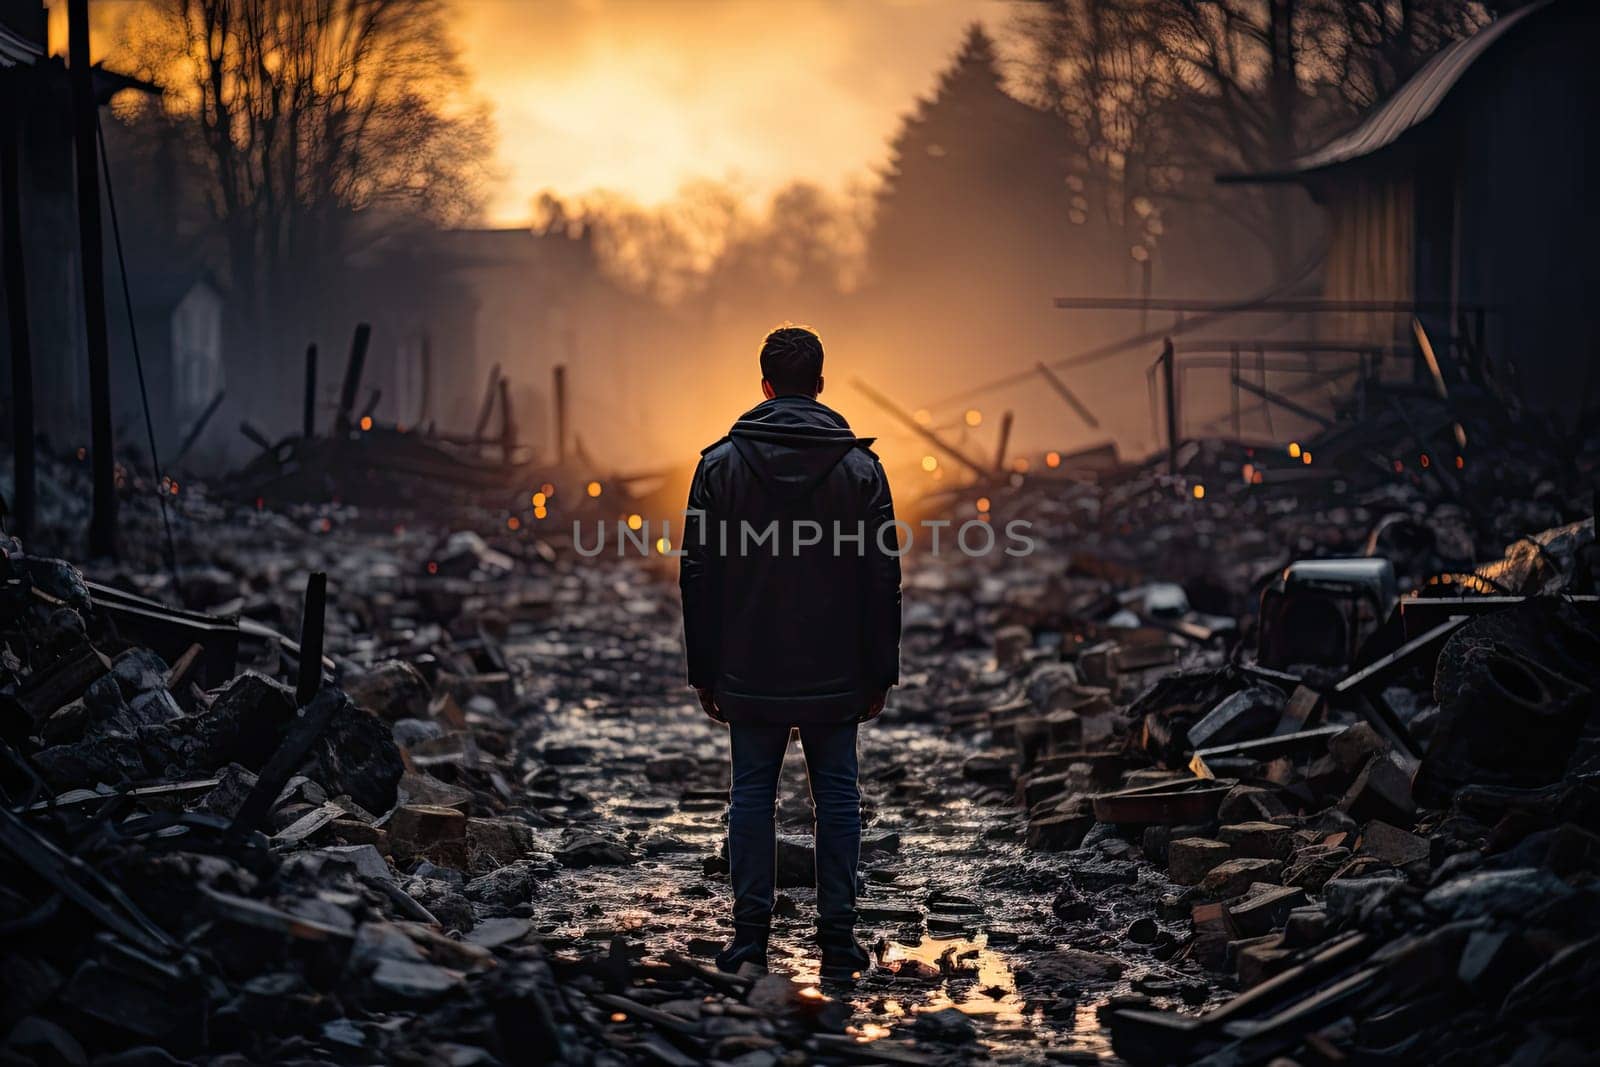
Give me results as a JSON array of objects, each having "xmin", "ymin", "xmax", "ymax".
[
  {"xmin": 239, "ymin": 421, "xmax": 274, "ymax": 454},
  {"xmin": 86, "ymin": 580, "xmax": 239, "ymax": 689},
  {"xmin": 225, "ymin": 687, "xmax": 348, "ymax": 840},
  {"xmin": 335, "ymin": 323, "xmax": 371, "ymax": 434},
  {"xmin": 295, "ymin": 571, "xmax": 327, "ymax": 706},
  {"xmin": 170, "ymin": 389, "xmax": 225, "ymax": 467},
  {"xmin": 474, "ymin": 363, "xmax": 502, "ymax": 441},
  {"xmin": 0, "ymin": 804, "xmax": 176, "ymax": 956},
  {"xmin": 17, "ymin": 645, "xmax": 111, "ymax": 729},
  {"xmin": 303, "ymin": 343, "xmax": 318, "ymax": 437}
]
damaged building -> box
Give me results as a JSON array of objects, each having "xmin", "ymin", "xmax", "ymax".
[{"xmin": 2, "ymin": 1, "xmax": 1599, "ymax": 1065}]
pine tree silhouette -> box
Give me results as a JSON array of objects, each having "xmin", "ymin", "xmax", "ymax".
[{"xmin": 870, "ymin": 24, "xmax": 1079, "ymax": 283}]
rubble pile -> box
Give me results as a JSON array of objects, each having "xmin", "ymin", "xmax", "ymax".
[
  {"xmin": 0, "ymin": 526, "xmax": 929, "ymax": 1066},
  {"xmin": 2, "ymin": 397, "xmax": 1598, "ymax": 1064},
  {"xmin": 886, "ymin": 423, "xmax": 1600, "ymax": 1062},
  {"xmin": 12, "ymin": 496, "xmax": 1125, "ymax": 1064}
]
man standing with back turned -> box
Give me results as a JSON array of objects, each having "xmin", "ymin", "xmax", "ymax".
[{"xmin": 679, "ymin": 325, "xmax": 902, "ymax": 982}]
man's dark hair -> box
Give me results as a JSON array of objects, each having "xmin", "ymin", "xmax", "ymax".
[{"xmin": 759, "ymin": 325, "xmax": 824, "ymax": 394}]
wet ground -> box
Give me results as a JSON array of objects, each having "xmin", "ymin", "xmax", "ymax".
[{"xmin": 498, "ymin": 562, "xmax": 1222, "ymax": 1062}]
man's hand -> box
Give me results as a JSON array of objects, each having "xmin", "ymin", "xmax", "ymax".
[
  {"xmin": 860, "ymin": 687, "xmax": 889, "ymax": 723},
  {"xmin": 695, "ymin": 687, "xmax": 726, "ymax": 725}
]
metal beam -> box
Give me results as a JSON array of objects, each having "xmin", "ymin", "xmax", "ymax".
[
  {"xmin": 70, "ymin": 0, "xmax": 115, "ymax": 556},
  {"xmin": 1054, "ymin": 297, "xmax": 1497, "ymax": 314},
  {"xmin": 1, "ymin": 70, "xmax": 35, "ymax": 538},
  {"xmin": 1230, "ymin": 375, "xmax": 1333, "ymax": 429},
  {"xmin": 1034, "ymin": 362, "xmax": 1100, "ymax": 429},
  {"xmin": 851, "ymin": 378, "xmax": 990, "ymax": 478},
  {"xmin": 334, "ymin": 323, "xmax": 370, "ymax": 434},
  {"xmin": 1161, "ymin": 339, "xmax": 1178, "ymax": 473}
]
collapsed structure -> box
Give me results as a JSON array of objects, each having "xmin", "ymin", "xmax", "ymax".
[{"xmin": 1, "ymin": 331, "xmax": 1595, "ymax": 1062}]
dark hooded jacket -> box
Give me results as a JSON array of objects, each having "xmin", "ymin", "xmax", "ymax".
[{"xmin": 679, "ymin": 395, "xmax": 901, "ymax": 724}]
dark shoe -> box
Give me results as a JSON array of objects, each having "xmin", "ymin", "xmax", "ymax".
[
  {"xmin": 715, "ymin": 927, "xmax": 769, "ymax": 973},
  {"xmin": 818, "ymin": 932, "xmax": 871, "ymax": 983}
]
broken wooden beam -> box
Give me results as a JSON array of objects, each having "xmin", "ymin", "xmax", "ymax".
[
  {"xmin": 295, "ymin": 572, "xmax": 327, "ymax": 706},
  {"xmin": 335, "ymin": 323, "xmax": 371, "ymax": 434},
  {"xmin": 226, "ymin": 687, "xmax": 348, "ymax": 839},
  {"xmin": 1035, "ymin": 362, "xmax": 1101, "ymax": 429},
  {"xmin": 85, "ymin": 580, "xmax": 240, "ymax": 690},
  {"xmin": 171, "ymin": 388, "xmax": 226, "ymax": 466},
  {"xmin": 1231, "ymin": 375, "xmax": 1333, "ymax": 429},
  {"xmin": 303, "ymin": 342, "xmax": 318, "ymax": 438},
  {"xmin": 239, "ymin": 421, "xmax": 274, "ymax": 454},
  {"xmin": 994, "ymin": 410, "xmax": 1013, "ymax": 473},
  {"xmin": 0, "ymin": 804, "xmax": 176, "ymax": 957},
  {"xmin": 1091, "ymin": 777, "xmax": 1236, "ymax": 825},
  {"xmin": 851, "ymin": 377, "xmax": 991, "ymax": 478},
  {"xmin": 1190, "ymin": 725, "xmax": 1344, "ymax": 779}
]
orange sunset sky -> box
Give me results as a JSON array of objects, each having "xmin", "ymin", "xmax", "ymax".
[{"xmin": 50, "ymin": 0, "xmax": 1016, "ymax": 225}]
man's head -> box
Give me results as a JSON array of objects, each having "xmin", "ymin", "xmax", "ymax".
[{"xmin": 759, "ymin": 325, "xmax": 824, "ymax": 399}]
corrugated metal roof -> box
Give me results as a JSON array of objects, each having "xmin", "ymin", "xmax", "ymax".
[
  {"xmin": 0, "ymin": 24, "xmax": 43, "ymax": 69},
  {"xmin": 1221, "ymin": 1, "xmax": 1551, "ymax": 181}
]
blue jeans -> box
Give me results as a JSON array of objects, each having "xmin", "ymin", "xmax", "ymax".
[{"xmin": 727, "ymin": 721, "xmax": 861, "ymax": 938}]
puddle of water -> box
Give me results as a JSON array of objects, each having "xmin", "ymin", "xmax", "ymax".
[{"xmin": 786, "ymin": 933, "xmax": 1027, "ymax": 1022}]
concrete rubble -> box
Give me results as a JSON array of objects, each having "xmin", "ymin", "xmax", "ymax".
[{"xmin": 0, "ymin": 394, "xmax": 1597, "ymax": 1065}]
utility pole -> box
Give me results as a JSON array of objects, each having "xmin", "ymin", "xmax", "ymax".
[
  {"xmin": 302, "ymin": 343, "xmax": 317, "ymax": 438},
  {"xmin": 993, "ymin": 411, "xmax": 1013, "ymax": 474},
  {"xmin": 552, "ymin": 364, "xmax": 567, "ymax": 465},
  {"xmin": 334, "ymin": 323, "xmax": 371, "ymax": 434},
  {"xmin": 1, "ymin": 69, "xmax": 36, "ymax": 539},
  {"xmin": 70, "ymin": 0, "xmax": 117, "ymax": 556},
  {"xmin": 1160, "ymin": 337, "xmax": 1178, "ymax": 474}
]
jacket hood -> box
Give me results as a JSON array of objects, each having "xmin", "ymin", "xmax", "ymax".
[{"xmin": 720, "ymin": 395, "xmax": 875, "ymax": 500}]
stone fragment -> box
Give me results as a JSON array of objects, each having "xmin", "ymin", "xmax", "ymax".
[
  {"xmin": 1233, "ymin": 934, "xmax": 1293, "ymax": 988},
  {"xmin": 1189, "ymin": 901, "xmax": 1231, "ymax": 969},
  {"xmin": 555, "ymin": 828, "xmax": 634, "ymax": 868},
  {"xmin": 1281, "ymin": 904, "xmax": 1329, "ymax": 948},
  {"xmin": 1323, "ymin": 875, "xmax": 1406, "ymax": 922},
  {"xmin": 1026, "ymin": 810, "xmax": 1093, "ymax": 852},
  {"xmin": 1339, "ymin": 753, "xmax": 1416, "ymax": 826},
  {"xmin": 1187, "ymin": 686, "xmax": 1285, "ymax": 751},
  {"xmin": 369, "ymin": 959, "xmax": 459, "ymax": 1000},
  {"xmin": 1282, "ymin": 843, "xmax": 1352, "ymax": 892},
  {"xmin": 962, "ymin": 752, "xmax": 1015, "ymax": 789},
  {"xmin": 1167, "ymin": 838, "xmax": 1230, "ymax": 885},
  {"xmin": 1327, "ymin": 722, "xmax": 1388, "ymax": 773},
  {"xmin": 389, "ymin": 805, "xmax": 469, "ymax": 870},
  {"xmin": 111, "ymin": 648, "xmax": 169, "ymax": 697},
  {"xmin": 1422, "ymin": 867, "xmax": 1573, "ymax": 921},
  {"xmin": 464, "ymin": 860, "xmax": 541, "ymax": 907},
  {"xmin": 914, "ymin": 1007, "xmax": 977, "ymax": 1044},
  {"xmin": 1217, "ymin": 784, "xmax": 1289, "ymax": 824},
  {"xmin": 466, "ymin": 817, "xmax": 535, "ymax": 864},
  {"xmin": 644, "ymin": 754, "xmax": 697, "ymax": 782},
  {"xmin": 1197, "ymin": 858, "xmax": 1283, "ymax": 900},
  {"xmin": 993, "ymin": 624, "xmax": 1032, "ymax": 670},
  {"xmin": 1358, "ymin": 820, "xmax": 1430, "ymax": 867},
  {"xmin": 1224, "ymin": 883, "xmax": 1305, "ymax": 938},
  {"xmin": 312, "ymin": 844, "xmax": 391, "ymax": 882},
  {"xmin": 1016, "ymin": 948, "xmax": 1123, "ymax": 989},
  {"xmin": 1217, "ymin": 821, "xmax": 1293, "ymax": 859},
  {"xmin": 397, "ymin": 770, "xmax": 473, "ymax": 813},
  {"xmin": 345, "ymin": 660, "xmax": 431, "ymax": 722}
]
